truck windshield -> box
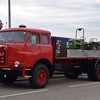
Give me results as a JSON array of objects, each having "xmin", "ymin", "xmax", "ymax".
[{"xmin": 0, "ymin": 31, "xmax": 26, "ymax": 43}]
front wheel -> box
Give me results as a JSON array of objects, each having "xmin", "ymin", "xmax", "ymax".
[{"xmin": 29, "ymin": 63, "xmax": 49, "ymax": 88}]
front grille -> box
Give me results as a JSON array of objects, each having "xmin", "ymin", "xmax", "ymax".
[{"xmin": 0, "ymin": 45, "xmax": 7, "ymax": 65}]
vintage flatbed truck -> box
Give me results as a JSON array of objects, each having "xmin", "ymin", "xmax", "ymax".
[{"xmin": 0, "ymin": 25, "xmax": 100, "ymax": 88}]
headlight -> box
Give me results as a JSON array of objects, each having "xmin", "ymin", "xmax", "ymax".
[{"xmin": 14, "ymin": 61, "xmax": 20, "ymax": 68}]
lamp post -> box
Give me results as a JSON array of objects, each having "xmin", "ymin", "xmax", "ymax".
[{"xmin": 8, "ymin": 0, "xmax": 11, "ymax": 28}]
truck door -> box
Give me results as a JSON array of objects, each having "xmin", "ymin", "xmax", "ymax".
[
  {"xmin": 24, "ymin": 32, "xmax": 41, "ymax": 67},
  {"xmin": 40, "ymin": 34, "xmax": 52, "ymax": 62}
]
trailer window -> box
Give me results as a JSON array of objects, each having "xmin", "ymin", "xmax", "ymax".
[
  {"xmin": 27, "ymin": 33, "xmax": 40, "ymax": 45},
  {"xmin": 41, "ymin": 34, "xmax": 49, "ymax": 45}
]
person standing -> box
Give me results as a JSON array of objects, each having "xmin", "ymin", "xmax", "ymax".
[{"xmin": 0, "ymin": 20, "xmax": 3, "ymax": 30}]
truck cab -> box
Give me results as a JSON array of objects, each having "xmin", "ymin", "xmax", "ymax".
[{"xmin": 0, "ymin": 25, "xmax": 52, "ymax": 88}]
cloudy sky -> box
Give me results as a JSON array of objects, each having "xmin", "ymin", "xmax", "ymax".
[{"xmin": 0, "ymin": 0, "xmax": 100, "ymax": 41}]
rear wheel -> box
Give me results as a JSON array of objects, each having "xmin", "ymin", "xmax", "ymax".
[
  {"xmin": 29, "ymin": 63, "xmax": 49, "ymax": 88},
  {"xmin": 88, "ymin": 63, "xmax": 100, "ymax": 81},
  {"xmin": 94, "ymin": 63, "xmax": 100, "ymax": 81}
]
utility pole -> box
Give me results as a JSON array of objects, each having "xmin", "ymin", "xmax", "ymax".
[{"xmin": 8, "ymin": 0, "xmax": 11, "ymax": 28}]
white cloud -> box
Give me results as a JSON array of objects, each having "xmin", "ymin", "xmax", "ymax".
[{"xmin": 0, "ymin": 0, "xmax": 100, "ymax": 40}]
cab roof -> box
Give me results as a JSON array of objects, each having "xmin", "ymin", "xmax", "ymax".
[{"xmin": 0, "ymin": 25, "xmax": 51, "ymax": 35}]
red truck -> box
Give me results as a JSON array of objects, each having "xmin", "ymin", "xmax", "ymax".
[{"xmin": 0, "ymin": 25, "xmax": 100, "ymax": 88}]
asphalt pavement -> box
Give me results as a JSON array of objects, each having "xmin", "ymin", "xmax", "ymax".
[{"xmin": 0, "ymin": 75, "xmax": 100, "ymax": 100}]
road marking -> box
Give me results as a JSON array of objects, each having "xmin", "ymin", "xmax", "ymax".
[
  {"xmin": 0, "ymin": 89, "xmax": 49, "ymax": 98},
  {"xmin": 69, "ymin": 82, "xmax": 100, "ymax": 88}
]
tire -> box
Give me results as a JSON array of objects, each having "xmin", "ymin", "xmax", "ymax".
[
  {"xmin": 94, "ymin": 63, "xmax": 100, "ymax": 81},
  {"xmin": 88, "ymin": 63, "xmax": 100, "ymax": 81},
  {"xmin": 0, "ymin": 71, "xmax": 18, "ymax": 85},
  {"xmin": 29, "ymin": 63, "xmax": 49, "ymax": 88},
  {"xmin": 64, "ymin": 72, "xmax": 79, "ymax": 79}
]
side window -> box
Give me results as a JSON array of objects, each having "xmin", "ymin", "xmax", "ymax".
[
  {"xmin": 27, "ymin": 33, "xmax": 40, "ymax": 45},
  {"xmin": 41, "ymin": 34, "xmax": 49, "ymax": 45}
]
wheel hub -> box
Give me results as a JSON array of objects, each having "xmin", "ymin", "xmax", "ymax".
[{"xmin": 36, "ymin": 69, "xmax": 46, "ymax": 84}]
